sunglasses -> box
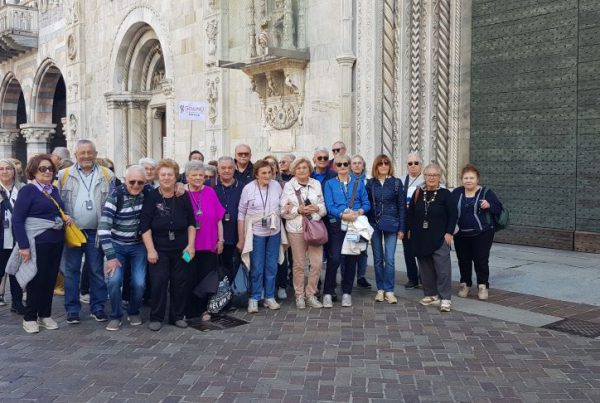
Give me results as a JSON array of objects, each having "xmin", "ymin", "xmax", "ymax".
[
  {"xmin": 237, "ymin": 152, "xmax": 250, "ymax": 157},
  {"xmin": 38, "ymin": 166, "xmax": 54, "ymax": 173},
  {"xmin": 332, "ymin": 148, "xmax": 342, "ymax": 153},
  {"xmin": 407, "ymin": 161, "xmax": 420, "ymax": 166},
  {"xmin": 378, "ymin": 161, "xmax": 390, "ymax": 166},
  {"xmin": 336, "ymin": 162, "xmax": 350, "ymax": 168},
  {"xmin": 128, "ymin": 180, "xmax": 145, "ymax": 186},
  {"xmin": 316, "ymin": 156, "xmax": 328, "ymax": 162}
]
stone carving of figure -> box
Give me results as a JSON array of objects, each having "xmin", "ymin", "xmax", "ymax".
[
  {"xmin": 284, "ymin": 74, "xmax": 299, "ymax": 94},
  {"xmin": 257, "ymin": 20, "xmax": 269, "ymax": 56},
  {"xmin": 266, "ymin": 73, "xmax": 277, "ymax": 97},
  {"xmin": 69, "ymin": 114, "xmax": 78, "ymax": 139},
  {"xmin": 67, "ymin": 0, "xmax": 79, "ymax": 25},
  {"xmin": 207, "ymin": 78, "xmax": 219, "ymax": 125},
  {"xmin": 206, "ymin": 19, "xmax": 218, "ymax": 57},
  {"xmin": 152, "ymin": 70, "xmax": 164, "ymax": 90}
]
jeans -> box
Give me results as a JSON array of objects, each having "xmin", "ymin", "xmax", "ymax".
[
  {"xmin": 24, "ymin": 242, "xmax": 63, "ymax": 322},
  {"xmin": 64, "ymin": 230, "xmax": 107, "ymax": 315},
  {"xmin": 324, "ymin": 221, "xmax": 345, "ymax": 295},
  {"xmin": 371, "ymin": 229, "xmax": 398, "ymax": 292},
  {"xmin": 402, "ymin": 238, "xmax": 420, "ymax": 284},
  {"xmin": 105, "ymin": 243, "xmax": 147, "ymax": 320},
  {"xmin": 357, "ymin": 249, "xmax": 368, "ymax": 279},
  {"xmin": 250, "ymin": 232, "xmax": 281, "ymax": 300},
  {"xmin": 454, "ymin": 230, "xmax": 494, "ymax": 287}
]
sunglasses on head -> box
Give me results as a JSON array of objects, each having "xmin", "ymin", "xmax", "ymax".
[
  {"xmin": 128, "ymin": 180, "xmax": 145, "ymax": 186},
  {"xmin": 316, "ymin": 156, "xmax": 328, "ymax": 162},
  {"xmin": 38, "ymin": 166, "xmax": 54, "ymax": 173},
  {"xmin": 407, "ymin": 161, "xmax": 420, "ymax": 166},
  {"xmin": 378, "ymin": 160, "xmax": 390, "ymax": 166},
  {"xmin": 336, "ymin": 162, "xmax": 349, "ymax": 168},
  {"xmin": 332, "ymin": 148, "xmax": 342, "ymax": 153}
]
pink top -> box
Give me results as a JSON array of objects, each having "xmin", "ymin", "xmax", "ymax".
[{"xmin": 187, "ymin": 186, "xmax": 225, "ymax": 252}]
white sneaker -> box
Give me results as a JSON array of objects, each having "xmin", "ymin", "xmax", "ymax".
[
  {"xmin": 296, "ymin": 297, "xmax": 306, "ymax": 309},
  {"xmin": 457, "ymin": 283, "xmax": 470, "ymax": 298},
  {"xmin": 277, "ymin": 288, "xmax": 288, "ymax": 299},
  {"xmin": 374, "ymin": 290, "xmax": 385, "ymax": 302},
  {"xmin": 79, "ymin": 293, "xmax": 90, "ymax": 304},
  {"xmin": 440, "ymin": 299, "xmax": 451, "ymax": 312},
  {"xmin": 306, "ymin": 296, "xmax": 323, "ymax": 309},
  {"xmin": 264, "ymin": 298, "xmax": 281, "ymax": 310},
  {"xmin": 384, "ymin": 292, "xmax": 398, "ymax": 304},
  {"xmin": 341, "ymin": 293, "xmax": 352, "ymax": 307},
  {"xmin": 419, "ymin": 296, "xmax": 440, "ymax": 306},
  {"xmin": 478, "ymin": 284, "xmax": 488, "ymax": 300},
  {"xmin": 322, "ymin": 294, "xmax": 333, "ymax": 308},
  {"xmin": 23, "ymin": 320, "xmax": 40, "ymax": 333},
  {"xmin": 37, "ymin": 317, "xmax": 59, "ymax": 330},
  {"xmin": 247, "ymin": 299, "xmax": 258, "ymax": 313}
]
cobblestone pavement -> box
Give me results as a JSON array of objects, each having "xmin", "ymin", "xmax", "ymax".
[{"xmin": 0, "ymin": 288, "xmax": 599, "ymax": 403}]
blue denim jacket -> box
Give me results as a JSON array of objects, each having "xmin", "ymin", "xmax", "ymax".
[
  {"xmin": 366, "ymin": 176, "xmax": 406, "ymax": 232},
  {"xmin": 324, "ymin": 176, "xmax": 371, "ymax": 221}
]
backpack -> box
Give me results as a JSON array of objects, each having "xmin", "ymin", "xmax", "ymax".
[{"xmin": 482, "ymin": 187, "xmax": 509, "ymax": 231}]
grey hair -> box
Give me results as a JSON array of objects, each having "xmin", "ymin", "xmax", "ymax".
[
  {"xmin": 204, "ymin": 165, "xmax": 217, "ymax": 175},
  {"xmin": 234, "ymin": 143, "xmax": 252, "ymax": 153},
  {"xmin": 313, "ymin": 146, "xmax": 329, "ymax": 156},
  {"xmin": 124, "ymin": 164, "xmax": 146, "ymax": 178},
  {"xmin": 51, "ymin": 147, "xmax": 71, "ymax": 161},
  {"xmin": 334, "ymin": 154, "xmax": 351, "ymax": 164},
  {"xmin": 423, "ymin": 163, "xmax": 442, "ymax": 175},
  {"xmin": 218, "ymin": 156, "xmax": 235, "ymax": 165},
  {"xmin": 74, "ymin": 139, "xmax": 96, "ymax": 153},
  {"xmin": 281, "ymin": 153, "xmax": 296, "ymax": 163},
  {"xmin": 350, "ymin": 154, "xmax": 366, "ymax": 166},
  {"xmin": 332, "ymin": 140, "xmax": 346, "ymax": 148},
  {"xmin": 185, "ymin": 160, "xmax": 205, "ymax": 175},
  {"xmin": 407, "ymin": 152, "xmax": 423, "ymax": 163},
  {"xmin": 138, "ymin": 157, "xmax": 157, "ymax": 167}
]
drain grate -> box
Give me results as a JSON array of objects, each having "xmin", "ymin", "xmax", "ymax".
[
  {"xmin": 188, "ymin": 314, "xmax": 249, "ymax": 332},
  {"xmin": 542, "ymin": 318, "xmax": 600, "ymax": 338}
]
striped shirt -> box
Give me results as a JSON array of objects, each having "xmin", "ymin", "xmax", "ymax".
[{"xmin": 98, "ymin": 185, "xmax": 146, "ymax": 260}]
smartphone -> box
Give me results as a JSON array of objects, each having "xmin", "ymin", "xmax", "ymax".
[
  {"xmin": 182, "ymin": 251, "xmax": 192, "ymax": 263},
  {"xmin": 304, "ymin": 199, "xmax": 312, "ymax": 206}
]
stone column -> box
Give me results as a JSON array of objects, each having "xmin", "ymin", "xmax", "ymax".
[
  {"xmin": 128, "ymin": 100, "xmax": 149, "ymax": 164},
  {"xmin": 20, "ymin": 123, "xmax": 56, "ymax": 160},
  {"xmin": 337, "ymin": 0, "xmax": 356, "ymax": 153},
  {"xmin": 0, "ymin": 129, "xmax": 20, "ymax": 158},
  {"xmin": 105, "ymin": 99, "xmax": 127, "ymax": 175}
]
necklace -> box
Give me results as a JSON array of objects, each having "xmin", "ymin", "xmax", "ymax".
[{"xmin": 422, "ymin": 188, "xmax": 438, "ymax": 229}]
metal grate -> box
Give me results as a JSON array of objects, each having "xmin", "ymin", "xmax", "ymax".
[
  {"xmin": 542, "ymin": 319, "xmax": 600, "ymax": 339},
  {"xmin": 188, "ymin": 314, "xmax": 249, "ymax": 332}
]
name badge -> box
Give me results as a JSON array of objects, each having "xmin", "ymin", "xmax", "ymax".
[
  {"xmin": 261, "ymin": 218, "xmax": 268, "ymax": 228},
  {"xmin": 85, "ymin": 200, "xmax": 93, "ymax": 211},
  {"xmin": 168, "ymin": 231, "xmax": 175, "ymax": 241},
  {"xmin": 345, "ymin": 233, "xmax": 360, "ymax": 242},
  {"xmin": 224, "ymin": 213, "xmax": 231, "ymax": 222}
]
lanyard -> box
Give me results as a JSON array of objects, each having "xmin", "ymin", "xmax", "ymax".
[
  {"xmin": 77, "ymin": 166, "xmax": 96, "ymax": 198},
  {"xmin": 257, "ymin": 182, "xmax": 269, "ymax": 215},
  {"xmin": 219, "ymin": 180, "xmax": 235, "ymax": 210},
  {"xmin": 190, "ymin": 188, "xmax": 203, "ymax": 215},
  {"xmin": 338, "ymin": 178, "xmax": 350, "ymax": 207},
  {"xmin": 159, "ymin": 189, "xmax": 175, "ymax": 227}
]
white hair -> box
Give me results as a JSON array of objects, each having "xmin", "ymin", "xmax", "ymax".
[
  {"xmin": 313, "ymin": 146, "xmax": 329, "ymax": 156},
  {"xmin": 281, "ymin": 153, "xmax": 296, "ymax": 162},
  {"xmin": 51, "ymin": 147, "xmax": 71, "ymax": 161},
  {"xmin": 74, "ymin": 139, "xmax": 96, "ymax": 153},
  {"xmin": 218, "ymin": 156, "xmax": 235, "ymax": 165},
  {"xmin": 138, "ymin": 157, "xmax": 157, "ymax": 167},
  {"xmin": 124, "ymin": 164, "xmax": 146, "ymax": 178},
  {"xmin": 407, "ymin": 152, "xmax": 423, "ymax": 163},
  {"xmin": 185, "ymin": 160, "xmax": 205, "ymax": 175}
]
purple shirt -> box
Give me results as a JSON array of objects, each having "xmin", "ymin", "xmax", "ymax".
[
  {"xmin": 238, "ymin": 180, "xmax": 282, "ymax": 236},
  {"xmin": 188, "ymin": 187, "xmax": 225, "ymax": 251}
]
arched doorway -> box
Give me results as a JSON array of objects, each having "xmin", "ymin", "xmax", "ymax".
[
  {"xmin": 0, "ymin": 74, "xmax": 28, "ymax": 165},
  {"xmin": 107, "ymin": 15, "xmax": 173, "ymax": 170}
]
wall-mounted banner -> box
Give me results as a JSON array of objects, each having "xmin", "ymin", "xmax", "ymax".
[{"xmin": 178, "ymin": 101, "xmax": 207, "ymax": 121}]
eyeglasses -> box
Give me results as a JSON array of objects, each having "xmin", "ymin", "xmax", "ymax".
[
  {"xmin": 37, "ymin": 166, "xmax": 54, "ymax": 173},
  {"xmin": 407, "ymin": 161, "xmax": 420, "ymax": 166},
  {"xmin": 128, "ymin": 180, "xmax": 145, "ymax": 186},
  {"xmin": 316, "ymin": 156, "xmax": 328, "ymax": 162},
  {"xmin": 236, "ymin": 152, "xmax": 250, "ymax": 157},
  {"xmin": 336, "ymin": 162, "xmax": 350, "ymax": 168},
  {"xmin": 332, "ymin": 148, "xmax": 342, "ymax": 153},
  {"xmin": 424, "ymin": 173, "xmax": 440, "ymax": 178},
  {"xmin": 378, "ymin": 161, "xmax": 390, "ymax": 166}
]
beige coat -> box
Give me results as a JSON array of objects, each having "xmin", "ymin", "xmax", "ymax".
[{"xmin": 280, "ymin": 177, "xmax": 326, "ymax": 234}]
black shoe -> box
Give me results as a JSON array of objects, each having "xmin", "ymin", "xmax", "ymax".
[
  {"xmin": 10, "ymin": 302, "xmax": 26, "ymax": 315},
  {"xmin": 91, "ymin": 312, "xmax": 108, "ymax": 322},
  {"xmin": 67, "ymin": 313, "xmax": 81, "ymax": 324},
  {"xmin": 331, "ymin": 294, "xmax": 338, "ymax": 302},
  {"xmin": 0, "ymin": 295, "xmax": 5, "ymax": 306},
  {"xmin": 404, "ymin": 280, "xmax": 420, "ymax": 289},
  {"xmin": 357, "ymin": 277, "xmax": 372, "ymax": 289}
]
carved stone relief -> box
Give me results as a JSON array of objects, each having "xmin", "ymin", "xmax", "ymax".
[
  {"xmin": 67, "ymin": 33, "xmax": 77, "ymax": 60},
  {"xmin": 205, "ymin": 19, "xmax": 218, "ymax": 57},
  {"xmin": 66, "ymin": 0, "xmax": 79, "ymax": 25},
  {"xmin": 206, "ymin": 77, "xmax": 220, "ymax": 126}
]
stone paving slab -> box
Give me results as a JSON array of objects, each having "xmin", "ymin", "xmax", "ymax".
[{"xmin": 0, "ymin": 289, "xmax": 599, "ymax": 402}]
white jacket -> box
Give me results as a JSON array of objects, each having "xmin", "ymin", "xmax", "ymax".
[
  {"xmin": 280, "ymin": 178, "xmax": 327, "ymax": 234},
  {"xmin": 341, "ymin": 215, "xmax": 374, "ymax": 255}
]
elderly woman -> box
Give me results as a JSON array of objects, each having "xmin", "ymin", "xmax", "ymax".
[
  {"xmin": 452, "ymin": 164, "xmax": 503, "ymax": 300},
  {"xmin": 238, "ymin": 159, "xmax": 283, "ymax": 313},
  {"xmin": 203, "ymin": 164, "xmax": 217, "ymax": 187},
  {"xmin": 366, "ymin": 154, "xmax": 405, "ymax": 304},
  {"xmin": 323, "ymin": 154, "xmax": 371, "ymax": 308},
  {"xmin": 185, "ymin": 161, "xmax": 225, "ymax": 321},
  {"xmin": 10, "ymin": 155, "xmax": 72, "ymax": 333},
  {"xmin": 280, "ymin": 157, "xmax": 326, "ymax": 309},
  {"xmin": 407, "ymin": 163, "xmax": 457, "ymax": 312},
  {"xmin": 279, "ymin": 154, "xmax": 296, "ymax": 182},
  {"xmin": 402, "ymin": 153, "xmax": 425, "ymax": 289},
  {"xmin": 0, "ymin": 159, "xmax": 25, "ymax": 314},
  {"xmin": 350, "ymin": 154, "xmax": 371, "ymax": 290},
  {"xmin": 139, "ymin": 157, "xmax": 158, "ymax": 188},
  {"xmin": 140, "ymin": 159, "xmax": 196, "ymax": 331}
]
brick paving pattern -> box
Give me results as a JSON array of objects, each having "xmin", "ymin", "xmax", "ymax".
[{"xmin": 0, "ymin": 289, "xmax": 599, "ymax": 402}]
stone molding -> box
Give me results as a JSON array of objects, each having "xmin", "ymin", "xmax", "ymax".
[
  {"xmin": 0, "ymin": 129, "xmax": 20, "ymax": 146},
  {"xmin": 20, "ymin": 123, "xmax": 56, "ymax": 143}
]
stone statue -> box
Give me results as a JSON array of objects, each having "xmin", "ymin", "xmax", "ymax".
[
  {"xmin": 257, "ymin": 20, "xmax": 269, "ymax": 56},
  {"xmin": 284, "ymin": 74, "xmax": 299, "ymax": 94},
  {"xmin": 206, "ymin": 19, "xmax": 218, "ymax": 56}
]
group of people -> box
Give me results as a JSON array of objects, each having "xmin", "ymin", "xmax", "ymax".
[{"xmin": 0, "ymin": 139, "xmax": 504, "ymax": 334}]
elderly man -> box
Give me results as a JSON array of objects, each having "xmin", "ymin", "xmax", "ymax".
[
  {"xmin": 58, "ymin": 139, "xmax": 114, "ymax": 324},
  {"xmin": 311, "ymin": 146, "xmax": 336, "ymax": 186},
  {"xmin": 233, "ymin": 144, "xmax": 253, "ymax": 184},
  {"xmin": 99, "ymin": 165, "xmax": 149, "ymax": 331},
  {"xmin": 212, "ymin": 156, "xmax": 244, "ymax": 282},
  {"xmin": 279, "ymin": 154, "xmax": 296, "ymax": 182},
  {"xmin": 403, "ymin": 152, "xmax": 425, "ymax": 289},
  {"xmin": 329, "ymin": 141, "xmax": 347, "ymax": 169},
  {"xmin": 51, "ymin": 147, "xmax": 73, "ymax": 171}
]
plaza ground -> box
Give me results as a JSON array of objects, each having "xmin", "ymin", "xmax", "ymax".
[{"xmin": 0, "ymin": 243, "xmax": 598, "ymax": 402}]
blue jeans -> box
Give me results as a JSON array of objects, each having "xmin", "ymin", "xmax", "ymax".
[
  {"xmin": 250, "ymin": 232, "xmax": 281, "ymax": 300},
  {"xmin": 106, "ymin": 243, "xmax": 147, "ymax": 320},
  {"xmin": 371, "ymin": 229, "xmax": 398, "ymax": 292},
  {"xmin": 64, "ymin": 230, "xmax": 107, "ymax": 315}
]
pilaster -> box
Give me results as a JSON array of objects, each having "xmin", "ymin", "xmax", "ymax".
[{"xmin": 20, "ymin": 123, "xmax": 56, "ymax": 160}]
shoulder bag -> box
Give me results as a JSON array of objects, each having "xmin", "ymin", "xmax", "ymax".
[
  {"xmin": 295, "ymin": 188, "xmax": 328, "ymax": 246},
  {"xmin": 42, "ymin": 191, "xmax": 87, "ymax": 248}
]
